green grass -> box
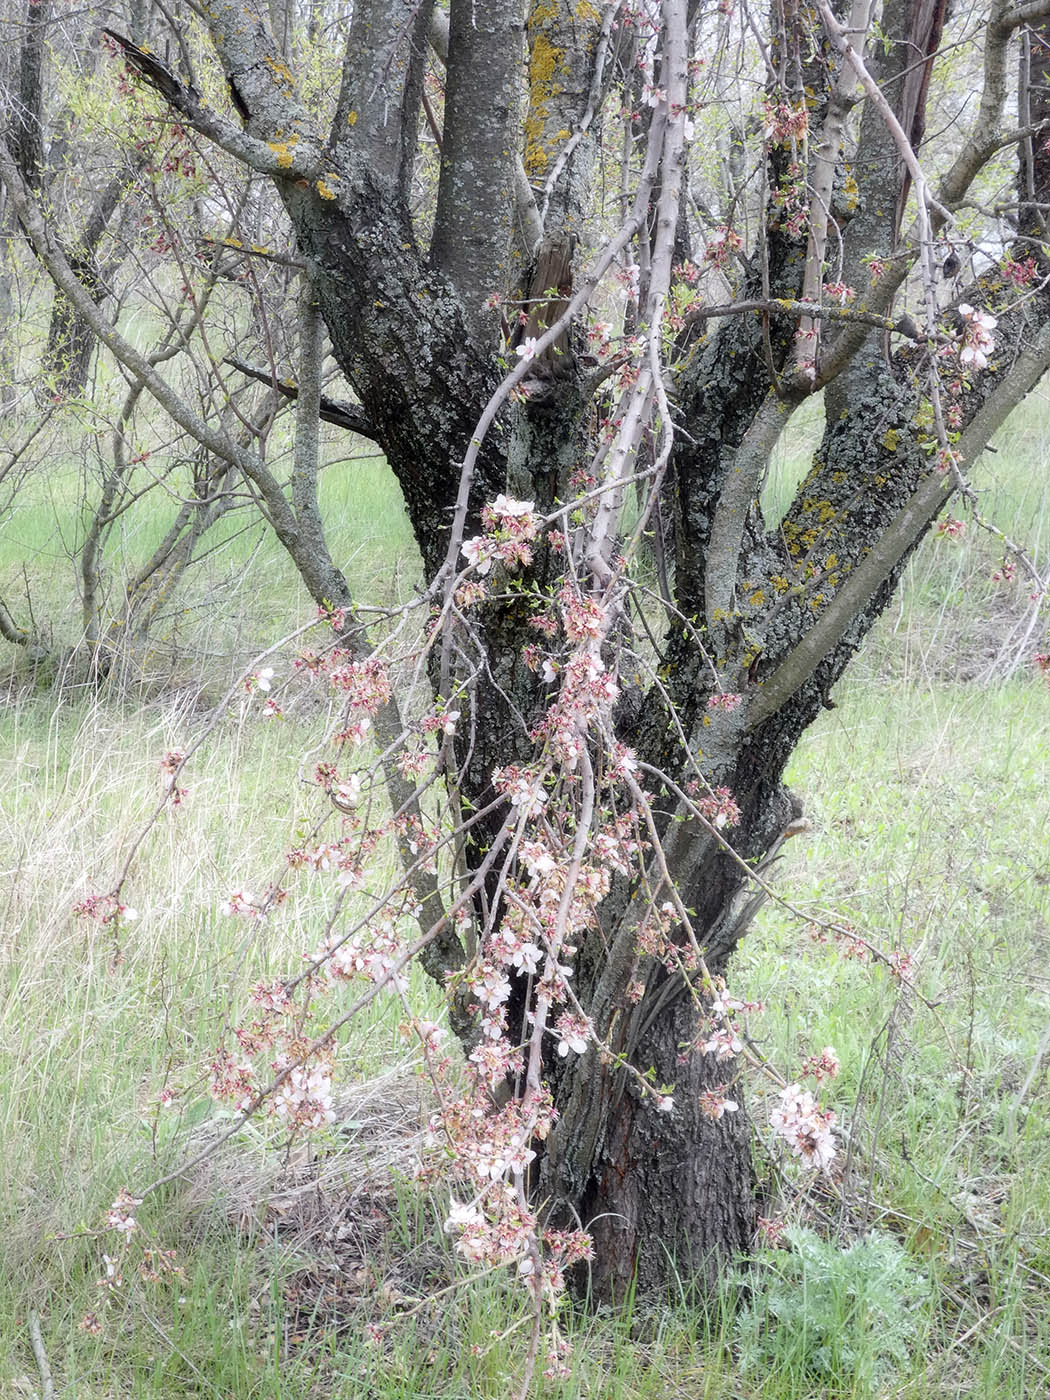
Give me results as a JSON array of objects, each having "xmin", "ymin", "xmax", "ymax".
[{"xmin": 0, "ymin": 413, "xmax": 419, "ymax": 691}]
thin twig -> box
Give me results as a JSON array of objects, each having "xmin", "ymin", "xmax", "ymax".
[{"xmin": 27, "ymin": 1311, "xmax": 54, "ymax": 1400}]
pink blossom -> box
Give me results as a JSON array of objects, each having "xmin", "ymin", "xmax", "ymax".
[
  {"xmin": 770, "ymin": 1083, "xmax": 836, "ymax": 1171},
  {"xmin": 700, "ymin": 1088, "xmax": 740, "ymax": 1120},
  {"xmin": 958, "ymin": 303, "xmax": 997, "ymax": 371},
  {"xmin": 707, "ymin": 691, "xmax": 743, "ymax": 712},
  {"xmin": 554, "ymin": 1012, "xmax": 591, "ymax": 1057},
  {"xmin": 220, "ymin": 889, "xmax": 259, "ymax": 918}
]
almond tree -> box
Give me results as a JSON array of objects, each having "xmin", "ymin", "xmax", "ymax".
[{"xmin": 4, "ymin": 0, "xmax": 1050, "ymax": 1301}]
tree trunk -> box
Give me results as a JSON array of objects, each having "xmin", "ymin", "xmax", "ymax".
[{"xmin": 546, "ymin": 949, "xmax": 758, "ymax": 1301}]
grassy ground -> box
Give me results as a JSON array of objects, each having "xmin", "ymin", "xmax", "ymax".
[{"xmin": 1, "ymin": 392, "xmax": 1049, "ymax": 1397}]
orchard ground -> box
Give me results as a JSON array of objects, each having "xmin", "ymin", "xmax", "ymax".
[{"xmin": 1, "ymin": 391, "xmax": 1049, "ymax": 1398}]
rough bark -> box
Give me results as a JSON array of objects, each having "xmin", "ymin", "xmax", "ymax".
[{"xmin": 431, "ymin": 0, "xmax": 525, "ymax": 335}]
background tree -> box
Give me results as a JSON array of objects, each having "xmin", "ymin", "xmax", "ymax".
[{"xmin": 2, "ymin": 0, "xmax": 1050, "ymax": 1307}]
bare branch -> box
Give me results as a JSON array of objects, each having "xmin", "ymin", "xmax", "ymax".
[{"xmin": 224, "ymin": 356, "xmax": 378, "ymax": 439}]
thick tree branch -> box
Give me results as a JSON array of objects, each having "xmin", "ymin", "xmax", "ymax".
[
  {"xmin": 330, "ymin": 0, "xmax": 432, "ymax": 205},
  {"xmin": 102, "ymin": 28, "xmax": 323, "ymax": 180},
  {"xmin": 431, "ymin": 0, "xmax": 526, "ymax": 324},
  {"xmin": 223, "ymin": 356, "xmax": 378, "ymax": 439},
  {"xmin": 748, "ymin": 312, "xmax": 1050, "ymax": 728},
  {"xmin": 427, "ymin": 6, "xmax": 542, "ymax": 256},
  {"xmin": 818, "ymin": 0, "xmax": 1019, "ymax": 386},
  {"xmin": 789, "ymin": 0, "xmax": 869, "ymax": 379}
]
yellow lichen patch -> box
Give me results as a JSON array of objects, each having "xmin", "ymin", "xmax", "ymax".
[
  {"xmin": 882, "ymin": 428, "xmax": 899, "ymax": 452},
  {"xmin": 771, "ymin": 574, "xmax": 790, "ymax": 594},
  {"xmin": 530, "ymin": 0, "xmax": 559, "ymax": 22},
  {"xmin": 264, "ymin": 53, "xmax": 295, "ymax": 87},
  {"xmin": 347, "ymin": 110, "xmax": 357, "ymax": 126},
  {"xmin": 222, "ymin": 236, "xmax": 243, "ymax": 247},
  {"xmin": 267, "ymin": 132, "xmax": 299, "ymax": 169},
  {"xmin": 576, "ymin": 0, "xmax": 600, "ymax": 19},
  {"xmin": 524, "ymin": 30, "xmax": 567, "ymax": 176},
  {"xmin": 524, "ymin": 113, "xmax": 549, "ymax": 174},
  {"xmin": 316, "ymin": 175, "xmax": 338, "ymax": 200}
]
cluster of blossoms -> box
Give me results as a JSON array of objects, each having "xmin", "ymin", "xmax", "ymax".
[
  {"xmin": 272, "ymin": 1054, "xmax": 337, "ymax": 1130},
  {"xmin": 699, "ymin": 1085, "xmax": 740, "ymax": 1120},
  {"xmin": 316, "ymin": 602, "xmax": 348, "ymax": 631},
  {"xmin": 762, "ymin": 97, "xmax": 809, "ymax": 146},
  {"xmin": 758, "ymin": 1214, "xmax": 787, "ymax": 1247},
  {"xmin": 328, "ymin": 656, "xmax": 392, "ymax": 745},
  {"xmin": 889, "ymin": 948, "xmax": 917, "ymax": 982},
  {"xmin": 937, "ymin": 518, "xmax": 966, "ymax": 539},
  {"xmin": 771, "ymin": 166, "xmax": 809, "ymax": 237},
  {"xmin": 1001, "ymin": 254, "xmax": 1037, "ymax": 288},
  {"xmin": 770, "ymin": 1082, "xmax": 837, "ymax": 1172},
  {"xmin": 311, "ymin": 914, "xmax": 412, "ymax": 995},
  {"xmin": 807, "ymin": 920, "xmax": 917, "ymax": 985},
  {"xmin": 73, "ymin": 892, "xmax": 138, "ymax": 925},
  {"xmin": 106, "ymin": 1187, "xmax": 141, "ymax": 1238},
  {"xmin": 461, "ymin": 495, "xmax": 541, "ymax": 579},
  {"xmin": 428, "ymin": 1073, "xmax": 593, "ymax": 1296},
  {"xmin": 707, "ymin": 691, "xmax": 743, "ymax": 713},
  {"xmin": 586, "ymin": 320, "xmax": 615, "ymax": 358},
  {"xmin": 696, "ymin": 785, "xmax": 742, "ymax": 830},
  {"xmin": 866, "ymin": 255, "xmax": 887, "ymax": 281},
  {"xmin": 696, "ymin": 987, "xmax": 763, "ymax": 1061},
  {"xmin": 159, "ymin": 748, "xmax": 188, "ymax": 806},
  {"xmin": 243, "ymin": 666, "xmax": 275, "ymax": 694},
  {"xmin": 957, "ymin": 303, "xmax": 997, "ymax": 371},
  {"xmin": 219, "ymin": 888, "xmax": 260, "ymax": 918},
  {"xmin": 208, "ymin": 975, "xmax": 346, "ymax": 1131},
  {"xmin": 807, "ymin": 919, "xmax": 870, "ymax": 962},
  {"xmin": 531, "ymin": 651, "xmax": 620, "ymax": 772},
  {"xmin": 704, "ymin": 225, "xmax": 743, "ymax": 270},
  {"xmin": 800, "ymin": 1045, "xmax": 841, "ymax": 1082}
]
